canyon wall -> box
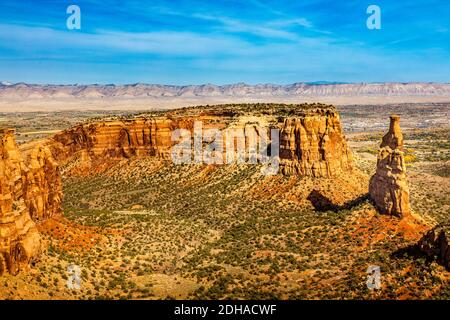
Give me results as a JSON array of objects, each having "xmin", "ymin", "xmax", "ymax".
[
  {"xmin": 279, "ymin": 109, "xmax": 353, "ymax": 177},
  {"xmin": 369, "ymin": 115, "xmax": 411, "ymax": 217},
  {"xmin": 51, "ymin": 118, "xmax": 190, "ymax": 162},
  {"xmin": 21, "ymin": 144, "xmax": 63, "ymax": 221},
  {"xmin": 0, "ymin": 129, "xmax": 62, "ymax": 275},
  {"xmin": 0, "ymin": 129, "xmax": 41, "ymax": 275}
]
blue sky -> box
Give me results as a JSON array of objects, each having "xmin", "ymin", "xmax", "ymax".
[{"xmin": 0, "ymin": 0, "xmax": 449, "ymax": 84}]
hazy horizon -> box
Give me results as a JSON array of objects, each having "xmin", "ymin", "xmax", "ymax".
[{"xmin": 2, "ymin": 81, "xmax": 450, "ymax": 87}]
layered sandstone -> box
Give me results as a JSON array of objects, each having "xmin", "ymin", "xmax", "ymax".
[
  {"xmin": 418, "ymin": 223, "xmax": 450, "ymax": 270},
  {"xmin": 0, "ymin": 129, "xmax": 41, "ymax": 275},
  {"xmin": 49, "ymin": 104, "xmax": 354, "ymax": 178},
  {"xmin": 279, "ymin": 109, "xmax": 353, "ymax": 177},
  {"xmin": 51, "ymin": 118, "xmax": 191, "ymax": 161},
  {"xmin": 0, "ymin": 104, "xmax": 357, "ymax": 274},
  {"xmin": 369, "ymin": 115, "xmax": 411, "ymax": 217}
]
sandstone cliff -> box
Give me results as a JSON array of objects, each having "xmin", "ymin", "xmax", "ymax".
[
  {"xmin": 2, "ymin": 82, "xmax": 450, "ymax": 99},
  {"xmin": 21, "ymin": 144, "xmax": 63, "ymax": 221},
  {"xmin": 48, "ymin": 104, "xmax": 354, "ymax": 179},
  {"xmin": 0, "ymin": 129, "xmax": 41, "ymax": 275},
  {"xmin": 369, "ymin": 115, "xmax": 411, "ymax": 217},
  {"xmin": 279, "ymin": 109, "xmax": 353, "ymax": 177}
]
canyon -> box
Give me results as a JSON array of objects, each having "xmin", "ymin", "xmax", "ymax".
[
  {"xmin": 0, "ymin": 130, "xmax": 44, "ymax": 275},
  {"xmin": 419, "ymin": 223, "xmax": 450, "ymax": 270}
]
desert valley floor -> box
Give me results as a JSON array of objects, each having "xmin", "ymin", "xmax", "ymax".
[{"xmin": 0, "ymin": 102, "xmax": 449, "ymax": 300}]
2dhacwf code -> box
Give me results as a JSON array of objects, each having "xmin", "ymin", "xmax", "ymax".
[{"xmin": 216, "ymin": 304, "xmax": 277, "ymax": 316}]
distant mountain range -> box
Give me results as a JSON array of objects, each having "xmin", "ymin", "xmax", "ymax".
[{"xmin": 1, "ymin": 82, "xmax": 449, "ymax": 99}]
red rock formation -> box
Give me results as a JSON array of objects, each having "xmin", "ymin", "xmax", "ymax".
[
  {"xmin": 49, "ymin": 106, "xmax": 354, "ymax": 179},
  {"xmin": 0, "ymin": 104, "xmax": 358, "ymax": 274},
  {"xmin": 369, "ymin": 115, "xmax": 411, "ymax": 217},
  {"xmin": 22, "ymin": 144, "xmax": 63, "ymax": 221},
  {"xmin": 381, "ymin": 114, "xmax": 403, "ymax": 149},
  {"xmin": 50, "ymin": 119, "xmax": 193, "ymax": 166},
  {"xmin": 279, "ymin": 110, "xmax": 354, "ymax": 177},
  {"xmin": 0, "ymin": 129, "xmax": 41, "ymax": 275}
]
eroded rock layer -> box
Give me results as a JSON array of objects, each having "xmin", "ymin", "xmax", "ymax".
[
  {"xmin": 369, "ymin": 115, "xmax": 411, "ymax": 217},
  {"xmin": 279, "ymin": 110, "xmax": 353, "ymax": 177},
  {"xmin": 49, "ymin": 104, "xmax": 354, "ymax": 178},
  {"xmin": 1, "ymin": 104, "xmax": 358, "ymax": 275},
  {"xmin": 0, "ymin": 129, "xmax": 41, "ymax": 275},
  {"xmin": 22, "ymin": 144, "xmax": 63, "ymax": 221}
]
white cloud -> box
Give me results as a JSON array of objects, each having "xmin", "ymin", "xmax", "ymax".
[
  {"xmin": 192, "ymin": 14, "xmax": 316, "ymax": 40},
  {"xmin": 1, "ymin": 22, "xmax": 445, "ymax": 84},
  {"xmin": 268, "ymin": 18, "xmax": 312, "ymax": 29}
]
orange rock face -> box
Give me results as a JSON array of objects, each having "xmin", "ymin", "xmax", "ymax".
[
  {"xmin": 369, "ymin": 115, "xmax": 411, "ymax": 217},
  {"xmin": 0, "ymin": 129, "xmax": 41, "ymax": 275},
  {"xmin": 279, "ymin": 109, "xmax": 354, "ymax": 177},
  {"xmin": 1, "ymin": 128, "xmax": 63, "ymax": 275},
  {"xmin": 22, "ymin": 144, "xmax": 63, "ymax": 221},
  {"xmin": 50, "ymin": 119, "xmax": 192, "ymax": 167}
]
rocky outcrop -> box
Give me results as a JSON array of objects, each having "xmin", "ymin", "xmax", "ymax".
[
  {"xmin": 369, "ymin": 115, "xmax": 411, "ymax": 217},
  {"xmin": 0, "ymin": 128, "xmax": 63, "ymax": 275},
  {"xmin": 0, "ymin": 129, "xmax": 41, "ymax": 275},
  {"xmin": 279, "ymin": 110, "xmax": 353, "ymax": 177},
  {"xmin": 418, "ymin": 223, "xmax": 450, "ymax": 270}
]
